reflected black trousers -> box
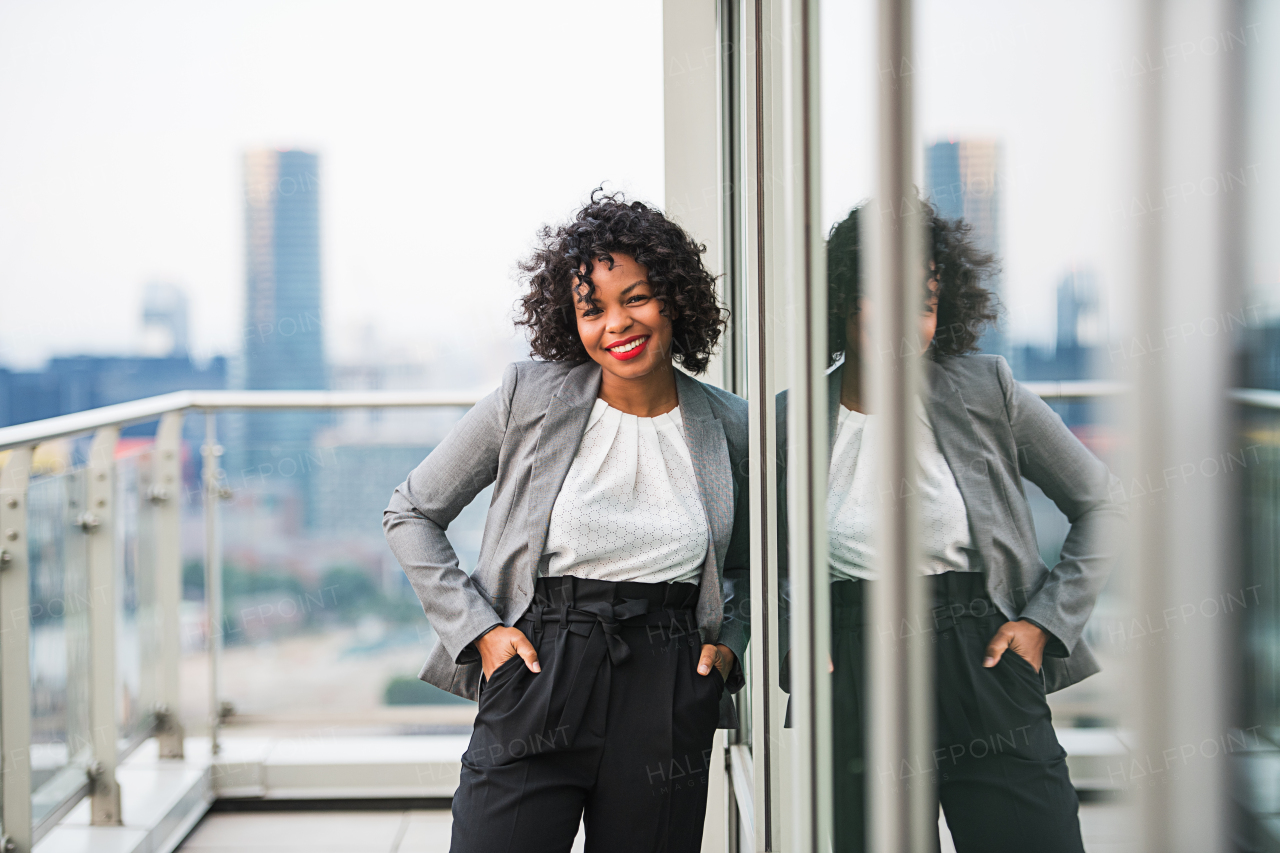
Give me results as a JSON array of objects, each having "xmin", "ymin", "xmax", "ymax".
[
  {"xmin": 449, "ymin": 576, "xmax": 725, "ymax": 853},
  {"xmin": 829, "ymin": 573, "xmax": 1085, "ymax": 853}
]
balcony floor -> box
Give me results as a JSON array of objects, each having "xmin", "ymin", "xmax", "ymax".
[
  {"xmin": 178, "ymin": 808, "xmax": 587, "ymax": 852},
  {"xmin": 177, "ymin": 802, "xmax": 1130, "ymax": 852}
]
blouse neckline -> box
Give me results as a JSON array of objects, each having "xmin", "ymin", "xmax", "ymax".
[{"xmin": 588, "ymin": 398, "xmax": 684, "ymax": 432}]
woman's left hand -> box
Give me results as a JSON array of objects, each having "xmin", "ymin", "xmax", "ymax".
[
  {"xmin": 698, "ymin": 644, "xmax": 736, "ymax": 680},
  {"xmin": 983, "ymin": 620, "xmax": 1047, "ymax": 673}
]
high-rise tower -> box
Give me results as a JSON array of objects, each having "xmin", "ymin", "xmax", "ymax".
[
  {"xmin": 241, "ymin": 149, "xmax": 327, "ymax": 477},
  {"xmin": 244, "ymin": 149, "xmax": 325, "ymax": 392},
  {"xmin": 924, "ymin": 139, "xmax": 1005, "ymax": 356}
]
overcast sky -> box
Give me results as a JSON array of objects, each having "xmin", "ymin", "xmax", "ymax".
[
  {"xmin": 0, "ymin": 0, "xmax": 665, "ymax": 374},
  {"xmin": 2, "ymin": 0, "xmax": 1262, "ymax": 378}
]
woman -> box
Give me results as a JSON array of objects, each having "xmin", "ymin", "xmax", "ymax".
[
  {"xmin": 384, "ymin": 191, "xmax": 749, "ymax": 853},
  {"xmin": 781, "ymin": 201, "xmax": 1124, "ymax": 852}
]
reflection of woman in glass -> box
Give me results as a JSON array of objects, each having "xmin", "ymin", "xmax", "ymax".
[
  {"xmin": 786, "ymin": 200, "xmax": 1123, "ymax": 852},
  {"xmin": 385, "ymin": 192, "xmax": 749, "ymax": 852}
]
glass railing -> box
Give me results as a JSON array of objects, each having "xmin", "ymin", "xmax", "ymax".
[
  {"xmin": 0, "ymin": 389, "xmax": 484, "ymax": 852},
  {"xmin": 25, "ymin": 461, "xmax": 93, "ymax": 831},
  {"xmin": 210, "ymin": 407, "xmax": 487, "ymax": 725}
]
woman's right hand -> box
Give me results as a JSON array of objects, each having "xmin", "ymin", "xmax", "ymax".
[{"xmin": 476, "ymin": 626, "xmax": 541, "ymax": 680}]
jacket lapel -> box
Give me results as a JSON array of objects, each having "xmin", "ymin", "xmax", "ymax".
[
  {"xmin": 525, "ymin": 361, "xmax": 602, "ymax": 567},
  {"xmin": 922, "ymin": 358, "xmax": 997, "ymax": 566},
  {"xmin": 674, "ymin": 371, "xmax": 734, "ymax": 574}
]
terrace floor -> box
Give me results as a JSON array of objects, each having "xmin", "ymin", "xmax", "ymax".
[{"xmin": 177, "ymin": 800, "xmax": 1133, "ymax": 853}]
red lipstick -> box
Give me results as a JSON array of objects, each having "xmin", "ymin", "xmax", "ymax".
[{"xmin": 605, "ymin": 334, "xmax": 649, "ymax": 361}]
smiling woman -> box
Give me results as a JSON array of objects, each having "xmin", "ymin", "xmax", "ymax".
[{"xmin": 384, "ymin": 190, "xmax": 750, "ymax": 852}]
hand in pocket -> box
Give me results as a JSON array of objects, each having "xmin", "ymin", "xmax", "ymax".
[
  {"xmin": 477, "ymin": 626, "xmax": 541, "ymax": 680},
  {"xmin": 982, "ymin": 620, "xmax": 1047, "ymax": 673}
]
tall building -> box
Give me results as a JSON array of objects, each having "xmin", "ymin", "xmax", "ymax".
[
  {"xmin": 924, "ymin": 139, "xmax": 1005, "ymax": 356},
  {"xmin": 240, "ymin": 149, "xmax": 328, "ymax": 479},
  {"xmin": 243, "ymin": 149, "xmax": 325, "ymax": 393}
]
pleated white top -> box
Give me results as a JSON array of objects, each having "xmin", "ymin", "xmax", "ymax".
[
  {"xmin": 542, "ymin": 398, "xmax": 709, "ymax": 584},
  {"xmin": 827, "ymin": 401, "xmax": 975, "ymax": 581}
]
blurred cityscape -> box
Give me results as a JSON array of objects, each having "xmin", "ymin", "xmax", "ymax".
[{"xmin": 10, "ymin": 149, "xmax": 494, "ymax": 727}]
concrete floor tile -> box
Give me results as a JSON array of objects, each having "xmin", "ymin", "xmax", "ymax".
[
  {"xmin": 180, "ymin": 811, "xmax": 405, "ymax": 851},
  {"xmin": 394, "ymin": 811, "xmax": 450, "ymax": 852}
]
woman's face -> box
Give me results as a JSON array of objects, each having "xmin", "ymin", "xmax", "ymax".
[{"xmin": 573, "ymin": 253, "xmax": 674, "ymax": 381}]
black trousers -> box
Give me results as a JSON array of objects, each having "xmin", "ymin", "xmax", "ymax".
[
  {"xmin": 829, "ymin": 573, "xmax": 1085, "ymax": 853},
  {"xmin": 450, "ymin": 576, "xmax": 724, "ymax": 853}
]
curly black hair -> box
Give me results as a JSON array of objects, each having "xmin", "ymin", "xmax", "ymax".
[
  {"xmin": 826, "ymin": 196, "xmax": 1000, "ymax": 364},
  {"xmin": 515, "ymin": 190, "xmax": 726, "ymax": 375}
]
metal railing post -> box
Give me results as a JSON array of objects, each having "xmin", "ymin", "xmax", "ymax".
[
  {"xmin": 0, "ymin": 447, "xmax": 34, "ymax": 853},
  {"xmin": 152, "ymin": 413, "xmax": 185, "ymax": 758},
  {"xmin": 85, "ymin": 427, "xmax": 122, "ymax": 825},
  {"xmin": 201, "ymin": 413, "xmax": 225, "ymax": 756}
]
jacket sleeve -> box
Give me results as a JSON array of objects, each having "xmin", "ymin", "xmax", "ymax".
[
  {"xmin": 382, "ymin": 363, "xmax": 518, "ymax": 664},
  {"xmin": 996, "ymin": 357, "xmax": 1126, "ymax": 656}
]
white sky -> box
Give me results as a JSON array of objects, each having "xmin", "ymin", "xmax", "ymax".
[{"xmin": 0, "ymin": 0, "xmax": 665, "ymax": 373}]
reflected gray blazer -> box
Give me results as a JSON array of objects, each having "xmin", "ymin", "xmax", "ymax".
[
  {"xmin": 384, "ymin": 359, "xmax": 750, "ymax": 727},
  {"xmin": 779, "ymin": 354, "xmax": 1125, "ymax": 693}
]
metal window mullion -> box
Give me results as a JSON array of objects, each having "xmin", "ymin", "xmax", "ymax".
[
  {"xmin": 0, "ymin": 447, "xmax": 34, "ymax": 853},
  {"xmin": 1132, "ymin": 0, "xmax": 1237, "ymax": 850},
  {"xmin": 744, "ymin": 0, "xmax": 777, "ymax": 849},
  {"xmin": 718, "ymin": 0, "xmax": 743, "ymax": 398},
  {"xmin": 732, "ymin": 0, "xmax": 769, "ymax": 847},
  {"xmin": 1131, "ymin": 3, "xmax": 1169, "ymax": 851},
  {"xmin": 86, "ymin": 426, "xmax": 121, "ymax": 826},
  {"xmin": 869, "ymin": 0, "xmax": 932, "ymax": 851},
  {"xmin": 781, "ymin": 0, "xmax": 831, "ymax": 849},
  {"xmin": 747, "ymin": 0, "xmax": 789, "ymax": 848},
  {"xmin": 716, "ymin": 5, "xmax": 748, "ymax": 847},
  {"xmin": 153, "ymin": 412, "xmax": 185, "ymax": 758}
]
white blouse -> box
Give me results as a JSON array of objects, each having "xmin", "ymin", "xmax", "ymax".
[
  {"xmin": 542, "ymin": 399, "xmax": 709, "ymax": 584},
  {"xmin": 827, "ymin": 402, "xmax": 976, "ymax": 581}
]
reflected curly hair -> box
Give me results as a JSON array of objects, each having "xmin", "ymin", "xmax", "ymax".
[
  {"xmin": 515, "ymin": 190, "xmax": 726, "ymax": 375},
  {"xmin": 826, "ymin": 196, "xmax": 1001, "ymax": 364}
]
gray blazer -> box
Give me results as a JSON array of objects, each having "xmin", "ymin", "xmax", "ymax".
[
  {"xmin": 384, "ymin": 359, "xmax": 750, "ymax": 726},
  {"xmin": 779, "ymin": 354, "xmax": 1125, "ymax": 693}
]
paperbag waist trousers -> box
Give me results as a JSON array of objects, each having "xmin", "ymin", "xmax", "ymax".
[{"xmin": 449, "ymin": 575, "xmax": 725, "ymax": 853}]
